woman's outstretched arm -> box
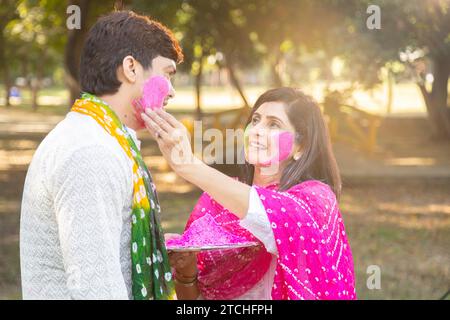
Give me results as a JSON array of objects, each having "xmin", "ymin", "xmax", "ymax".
[
  {"xmin": 178, "ymin": 160, "xmax": 251, "ymax": 219},
  {"xmin": 141, "ymin": 109, "xmax": 251, "ymax": 219}
]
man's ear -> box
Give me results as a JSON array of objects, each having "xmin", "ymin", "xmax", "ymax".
[{"xmin": 121, "ymin": 55, "xmax": 137, "ymax": 83}]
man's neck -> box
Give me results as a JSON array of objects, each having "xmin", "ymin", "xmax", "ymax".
[{"xmin": 98, "ymin": 93, "xmax": 137, "ymax": 130}]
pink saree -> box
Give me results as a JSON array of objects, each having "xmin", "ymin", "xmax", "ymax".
[{"xmin": 184, "ymin": 180, "xmax": 356, "ymax": 300}]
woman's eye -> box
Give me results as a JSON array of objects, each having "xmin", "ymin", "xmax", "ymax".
[
  {"xmin": 251, "ymin": 117, "xmax": 259, "ymax": 125},
  {"xmin": 269, "ymin": 121, "xmax": 280, "ymax": 129}
]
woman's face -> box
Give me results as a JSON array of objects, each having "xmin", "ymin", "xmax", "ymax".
[{"xmin": 244, "ymin": 101, "xmax": 299, "ymax": 169}]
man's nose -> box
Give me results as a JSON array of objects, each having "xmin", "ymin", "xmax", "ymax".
[{"xmin": 168, "ymin": 83, "xmax": 175, "ymax": 99}]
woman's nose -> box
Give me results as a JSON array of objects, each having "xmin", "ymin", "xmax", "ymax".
[{"xmin": 252, "ymin": 123, "xmax": 269, "ymax": 138}]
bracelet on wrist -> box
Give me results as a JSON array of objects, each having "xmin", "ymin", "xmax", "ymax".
[{"xmin": 174, "ymin": 273, "xmax": 198, "ymax": 287}]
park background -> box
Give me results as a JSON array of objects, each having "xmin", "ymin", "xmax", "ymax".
[{"xmin": 0, "ymin": 0, "xmax": 449, "ymax": 299}]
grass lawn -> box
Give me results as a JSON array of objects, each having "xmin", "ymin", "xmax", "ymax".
[{"xmin": 0, "ymin": 139, "xmax": 448, "ymax": 299}]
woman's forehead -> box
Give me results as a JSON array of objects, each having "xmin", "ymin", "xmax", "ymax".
[{"xmin": 255, "ymin": 101, "xmax": 291, "ymax": 123}]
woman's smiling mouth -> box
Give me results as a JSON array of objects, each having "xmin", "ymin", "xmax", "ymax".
[{"xmin": 249, "ymin": 140, "xmax": 267, "ymax": 150}]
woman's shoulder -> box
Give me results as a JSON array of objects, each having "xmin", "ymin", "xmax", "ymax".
[{"xmin": 287, "ymin": 180, "xmax": 336, "ymax": 202}]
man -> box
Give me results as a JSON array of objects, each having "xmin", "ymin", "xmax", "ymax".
[{"xmin": 20, "ymin": 11, "xmax": 183, "ymax": 300}]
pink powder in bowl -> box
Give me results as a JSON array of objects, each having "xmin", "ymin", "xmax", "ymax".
[{"xmin": 166, "ymin": 214, "xmax": 257, "ymax": 251}]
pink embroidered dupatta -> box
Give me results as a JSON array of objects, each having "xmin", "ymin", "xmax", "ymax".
[
  {"xmin": 184, "ymin": 192, "xmax": 272, "ymax": 300},
  {"xmin": 185, "ymin": 180, "xmax": 356, "ymax": 300}
]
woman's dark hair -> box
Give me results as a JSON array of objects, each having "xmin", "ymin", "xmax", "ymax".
[
  {"xmin": 80, "ymin": 11, "xmax": 183, "ymax": 96},
  {"xmin": 239, "ymin": 87, "xmax": 342, "ymax": 199}
]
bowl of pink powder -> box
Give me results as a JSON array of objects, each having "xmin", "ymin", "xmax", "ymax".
[{"xmin": 166, "ymin": 214, "xmax": 258, "ymax": 252}]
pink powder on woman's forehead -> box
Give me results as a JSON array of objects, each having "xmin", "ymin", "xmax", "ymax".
[{"xmin": 166, "ymin": 213, "xmax": 252, "ymax": 249}]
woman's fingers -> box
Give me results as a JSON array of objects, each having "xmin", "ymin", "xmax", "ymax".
[
  {"xmin": 144, "ymin": 111, "xmax": 188, "ymax": 147},
  {"xmin": 145, "ymin": 109, "xmax": 174, "ymax": 133},
  {"xmin": 164, "ymin": 233, "xmax": 181, "ymax": 241},
  {"xmin": 141, "ymin": 113, "xmax": 170, "ymax": 140},
  {"xmin": 155, "ymin": 108, "xmax": 185, "ymax": 130},
  {"xmin": 141, "ymin": 113, "xmax": 158, "ymax": 140}
]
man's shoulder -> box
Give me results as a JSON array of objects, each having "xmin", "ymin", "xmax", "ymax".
[
  {"xmin": 39, "ymin": 112, "xmax": 115, "ymax": 151},
  {"xmin": 33, "ymin": 112, "xmax": 129, "ymax": 170}
]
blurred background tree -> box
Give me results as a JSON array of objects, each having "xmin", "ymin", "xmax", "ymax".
[
  {"xmin": 0, "ymin": 0, "xmax": 20, "ymax": 107},
  {"xmin": 0, "ymin": 0, "xmax": 449, "ymax": 140},
  {"xmin": 333, "ymin": 0, "xmax": 450, "ymax": 139}
]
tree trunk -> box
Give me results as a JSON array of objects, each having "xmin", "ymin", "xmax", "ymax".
[
  {"xmin": 270, "ymin": 51, "xmax": 283, "ymax": 87},
  {"xmin": 114, "ymin": 0, "xmax": 124, "ymax": 10},
  {"xmin": 419, "ymin": 56, "xmax": 450, "ymax": 139},
  {"xmin": 195, "ymin": 56, "xmax": 203, "ymax": 120},
  {"xmin": 228, "ymin": 64, "xmax": 249, "ymax": 108},
  {"xmin": 0, "ymin": 25, "xmax": 11, "ymax": 107},
  {"xmin": 64, "ymin": 0, "xmax": 90, "ymax": 105},
  {"xmin": 31, "ymin": 81, "xmax": 39, "ymax": 111},
  {"xmin": 220, "ymin": 58, "xmax": 249, "ymax": 108},
  {"xmin": 31, "ymin": 58, "xmax": 45, "ymax": 111},
  {"xmin": 386, "ymin": 68, "xmax": 394, "ymax": 114}
]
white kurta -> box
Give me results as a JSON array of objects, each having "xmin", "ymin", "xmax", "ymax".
[{"xmin": 20, "ymin": 111, "xmax": 141, "ymax": 300}]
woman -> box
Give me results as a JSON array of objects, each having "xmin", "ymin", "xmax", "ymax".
[{"xmin": 141, "ymin": 87, "xmax": 356, "ymax": 300}]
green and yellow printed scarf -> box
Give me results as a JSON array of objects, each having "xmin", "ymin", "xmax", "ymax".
[{"xmin": 71, "ymin": 93, "xmax": 175, "ymax": 300}]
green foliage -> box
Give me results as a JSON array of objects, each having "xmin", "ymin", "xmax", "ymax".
[
  {"xmin": 333, "ymin": 0, "xmax": 450, "ymax": 87},
  {"xmin": 2, "ymin": 0, "xmax": 449, "ymax": 95}
]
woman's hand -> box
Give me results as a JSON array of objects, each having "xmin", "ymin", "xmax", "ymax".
[
  {"xmin": 164, "ymin": 233, "xmax": 198, "ymax": 278},
  {"xmin": 141, "ymin": 109, "xmax": 199, "ymax": 173},
  {"xmin": 142, "ymin": 108, "xmax": 251, "ymax": 220}
]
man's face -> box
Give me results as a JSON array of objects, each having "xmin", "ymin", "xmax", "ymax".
[
  {"xmin": 129, "ymin": 55, "xmax": 177, "ymax": 130},
  {"xmin": 140, "ymin": 55, "xmax": 177, "ymax": 107}
]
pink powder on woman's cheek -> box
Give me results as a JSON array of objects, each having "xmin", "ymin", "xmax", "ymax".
[
  {"xmin": 261, "ymin": 131, "xmax": 294, "ymax": 166},
  {"xmin": 276, "ymin": 131, "xmax": 295, "ymax": 162}
]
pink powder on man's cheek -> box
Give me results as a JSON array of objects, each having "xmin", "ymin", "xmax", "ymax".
[
  {"xmin": 141, "ymin": 76, "xmax": 170, "ymax": 111},
  {"xmin": 131, "ymin": 99, "xmax": 146, "ymax": 129},
  {"xmin": 131, "ymin": 75, "xmax": 170, "ymax": 129}
]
